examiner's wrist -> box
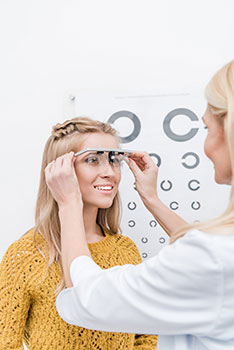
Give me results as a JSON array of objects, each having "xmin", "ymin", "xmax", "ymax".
[{"xmin": 143, "ymin": 195, "xmax": 161, "ymax": 212}]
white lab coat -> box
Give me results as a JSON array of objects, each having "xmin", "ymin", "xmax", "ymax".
[{"xmin": 56, "ymin": 230, "xmax": 234, "ymax": 350}]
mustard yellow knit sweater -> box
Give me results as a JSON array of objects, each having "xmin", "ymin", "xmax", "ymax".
[{"xmin": 0, "ymin": 229, "xmax": 157, "ymax": 350}]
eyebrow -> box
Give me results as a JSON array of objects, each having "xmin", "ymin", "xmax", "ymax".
[{"xmin": 81, "ymin": 152, "xmax": 99, "ymax": 158}]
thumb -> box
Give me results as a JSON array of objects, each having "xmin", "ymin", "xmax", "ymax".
[{"xmin": 126, "ymin": 158, "xmax": 142, "ymax": 179}]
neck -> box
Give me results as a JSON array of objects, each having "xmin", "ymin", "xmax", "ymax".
[{"xmin": 83, "ymin": 205, "xmax": 104, "ymax": 243}]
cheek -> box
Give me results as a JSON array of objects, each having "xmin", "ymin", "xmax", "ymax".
[
  {"xmin": 115, "ymin": 169, "xmax": 121, "ymax": 186},
  {"xmin": 204, "ymin": 134, "xmax": 214, "ymax": 160},
  {"xmin": 204, "ymin": 136, "xmax": 209, "ymax": 158},
  {"xmin": 76, "ymin": 176, "xmax": 87, "ymax": 195}
]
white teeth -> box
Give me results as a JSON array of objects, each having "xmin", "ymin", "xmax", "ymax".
[{"xmin": 95, "ymin": 186, "xmax": 113, "ymax": 191}]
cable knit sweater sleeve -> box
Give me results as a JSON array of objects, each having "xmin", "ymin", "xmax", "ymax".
[
  {"xmin": 0, "ymin": 239, "xmax": 32, "ymax": 350},
  {"xmin": 134, "ymin": 334, "xmax": 158, "ymax": 349}
]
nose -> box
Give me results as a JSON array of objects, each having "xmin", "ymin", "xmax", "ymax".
[{"xmin": 99, "ymin": 161, "xmax": 116, "ymax": 177}]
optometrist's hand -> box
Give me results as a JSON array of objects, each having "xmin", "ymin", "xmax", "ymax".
[
  {"xmin": 126, "ymin": 151, "xmax": 188, "ymax": 237},
  {"xmin": 45, "ymin": 152, "xmax": 83, "ymax": 208},
  {"xmin": 126, "ymin": 152, "xmax": 159, "ymax": 209}
]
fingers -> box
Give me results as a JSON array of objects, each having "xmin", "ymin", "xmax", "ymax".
[
  {"xmin": 45, "ymin": 160, "xmax": 55, "ymax": 173},
  {"xmin": 49, "ymin": 152, "xmax": 74, "ymax": 169},
  {"xmin": 44, "ymin": 151, "xmax": 82, "ymax": 206},
  {"xmin": 128, "ymin": 153, "xmax": 146, "ymax": 172},
  {"xmin": 128, "ymin": 151, "xmax": 156, "ymax": 172},
  {"xmin": 125, "ymin": 157, "xmax": 142, "ymax": 178},
  {"xmin": 62, "ymin": 152, "xmax": 75, "ymax": 171},
  {"xmin": 132, "ymin": 152, "xmax": 155, "ymax": 167},
  {"xmin": 45, "ymin": 152, "xmax": 75, "ymax": 181}
]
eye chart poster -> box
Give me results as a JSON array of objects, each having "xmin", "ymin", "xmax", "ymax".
[{"xmin": 73, "ymin": 91, "xmax": 230, "ymax": 259}]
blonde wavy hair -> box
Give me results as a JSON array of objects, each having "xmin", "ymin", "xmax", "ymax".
[
  {"xmin": 171, "ymin": 59, "xmax": 234, "ymax": 243},
  {"xmin": 34, "ymin": 117, "xmax": 121, "ymax": 292}
]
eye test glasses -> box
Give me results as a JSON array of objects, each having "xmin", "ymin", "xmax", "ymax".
[{"xmin": 74, "ymin": 148, "xmax": 133, "ymax": 167}]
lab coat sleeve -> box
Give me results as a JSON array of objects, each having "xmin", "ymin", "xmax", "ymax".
[{"xmin": 56, "ymin": 230, "xmax": 223, "ymax": 335}]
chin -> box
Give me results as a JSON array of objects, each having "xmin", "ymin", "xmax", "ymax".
[
  {"xmin": 89, "ymin": 197, "xmax": 114, "ymax": 209},
  {"xmin": 214, "ymin": 176, "xmax": 221, "ymax": 184},
  {"xmin": 214, "ymin": 174, "xmax": 232, "ymax": 185},
  {"xmin": 98, "ymin": 201, "xmax": 114, "ymax": 209}
]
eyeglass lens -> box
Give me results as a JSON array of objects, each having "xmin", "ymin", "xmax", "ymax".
[{"xmin": 87, "ymin": 152, "xmax": 125, "ymax": 167}]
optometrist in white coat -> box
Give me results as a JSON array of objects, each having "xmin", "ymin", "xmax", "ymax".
[{"xmin": 47, "ymin": 60, "xmax": 234, "ymax": 350}]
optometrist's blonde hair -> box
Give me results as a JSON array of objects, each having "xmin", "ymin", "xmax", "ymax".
[
  {"xmin": 34, "ymin": 117, "xmax": 121, "ymax": 292},
  {"xmin": 171, "ymin": 59, "xmax": 234, "ymax": 243}
]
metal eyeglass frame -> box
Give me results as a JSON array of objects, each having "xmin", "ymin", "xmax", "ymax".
[{"xmin": 74, "ymin": 148, "xmax": 133, "ymax": 164}]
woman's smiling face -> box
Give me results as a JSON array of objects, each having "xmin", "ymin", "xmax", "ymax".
[{"xmin": 74, "ymin": 132, "xmax": 121, "ymax": 210}]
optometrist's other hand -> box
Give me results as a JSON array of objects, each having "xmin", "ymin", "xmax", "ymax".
[
  {"xmin": 125, "ymin": 151, "xmax": 159, "ymax": 209},
  {"xmin": 45, "ymin": 152, "xmax": 83, "ymax": 208}
]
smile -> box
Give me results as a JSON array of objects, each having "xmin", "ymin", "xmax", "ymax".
[{"xmin": 94, "ymin": 185, "xmax": 114, "ymax": 191}]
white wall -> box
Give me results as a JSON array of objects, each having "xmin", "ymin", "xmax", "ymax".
[
  {"xmin": 1, "ymin": 0, "xmax": 233, "ymax": 257},
  {"xmin": 0, "ymin": 1, "xmax": 233, "ymax": 347}
]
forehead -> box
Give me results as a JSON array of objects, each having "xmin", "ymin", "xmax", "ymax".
[{"xmin": 78, "ymin": 132, "xmax": 119, "ymax": 151}]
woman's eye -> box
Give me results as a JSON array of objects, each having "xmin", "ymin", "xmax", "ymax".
[
  {"xmin": 111, "ymin": 156, "xmax": 122, "ymax": 166},
  {"xmin": 86, "ymin": 156, "xmax": 99, "ymax": 164}
]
